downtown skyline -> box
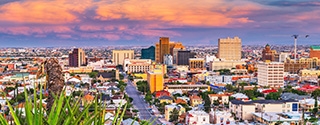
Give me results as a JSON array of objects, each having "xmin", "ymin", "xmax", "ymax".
[{"xmin": 0, "ymin": 0, "xmax": 320, "ymax": 47}]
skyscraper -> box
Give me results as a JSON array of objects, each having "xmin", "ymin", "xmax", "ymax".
[
  {"xmin": 156, "ymin": 37, "xmax": 170, "ymax": 63},
  {"xmin": 155, "ymin": 37, "xmax": 185, "ymax": 64},
  {"xmin": 218, "ymin": 36, "xmax": 242, "ymax": 60},
  {"xmin": 69, "ymin": 48, "xmax": 86, "ymax": 67},
  {"xmin": 112, "ymin": 50, "xmax": 134, "ymax": 66},
  {"xmin": 141, "ymin": 46, "xmax": 155, "ymax": 61}
]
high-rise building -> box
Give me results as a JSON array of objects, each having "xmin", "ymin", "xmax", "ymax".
[
  {"xmin": 141, "ymin": 46, "xmax": 155, "ymax": 61},
  {"xmin": 177, "ymin": 50, "xmax": 195, "ymax": 65},
  {"xmin": 262, "ymin": 44, "xmax": 279, "ymax": 62},
  {"xmin": 112, "ymin": 50, "xmax": 134, "ymax": 66},
  {"xmin": 147, "ymin": 70, "xmax": 164, "ymax": 93},
  {"xmin": 257, "ymin": 62, "xmax": 284, "ymax": 87},
  {"xmin": 218, "ymin": 37, "xmax": 242, "ymax": 60},
  {"xmin": 69, "ymin": 48, "xmax": 86, "ymax": 67},
  {"xmin": 310, "ymin": 46, "xmax": 320, "ymax": 59},
  {"xmin": 155, "ymin": 37, "xmax": 185, "ymax": 63},
  {"xmin": 156, "ymin": 37, "xmax": 170, "ymax": 63}
]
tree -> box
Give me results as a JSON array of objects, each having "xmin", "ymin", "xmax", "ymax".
[
  {"xmin": 144, "ymin": 91, "xmax": 153, "ymax": 104},
  {"xmin": 225, "ymin": 84, "xmax": 237, "ymax": 92},
  {"xmin": 88, "ymin": 71, "xmax": 98, "ymax": 78},
  {"xmin": 204, "ymin": 94, "xmax": 211, "ymax": 113},
  {"xmin": 169, "ymin": 108, "xmax": 179, "ymax": 123},
  {"xmin": 311, "ymin": 89, "xmax": 320, "ymax": 116},
  {"xmin": 265, "ymin": 92, "xmax": 280, "ymax": 100},
  {"xmin": 238, "ymin": 82, "xmax": 247, "ymax": 92}
]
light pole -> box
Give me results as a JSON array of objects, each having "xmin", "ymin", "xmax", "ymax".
[
  {"xmin": 292, "ymin": 35, "xmax": 309, "ymax": 63},
  {"xmin": 292, "ymin": 35, "xmax": 298, "ymax": 63}
]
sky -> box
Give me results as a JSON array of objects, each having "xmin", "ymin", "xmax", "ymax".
[{"xmin": 0, "ymin": 0, "xmax": 319, "ymax": 47}]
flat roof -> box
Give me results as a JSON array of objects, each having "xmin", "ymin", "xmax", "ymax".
[{"xmin": 311, "ymin": 46, "xmax": 320, "ymax": 50}]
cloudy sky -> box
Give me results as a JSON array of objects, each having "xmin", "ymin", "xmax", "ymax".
[{"xmin": 0, "ymin": 0, "xmax": 319, "ymax": 47}]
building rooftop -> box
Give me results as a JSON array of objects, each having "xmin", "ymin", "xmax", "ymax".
[
  {"xmin": 230, "ymin": 99, "xmax": 298, "ymax": 105},
  {"xmin": 311, "ymin": 45, "xmax": 320, "ymax": 50}
]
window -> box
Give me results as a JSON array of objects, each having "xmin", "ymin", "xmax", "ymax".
[
  {"xmin": 282, "ymin": 104, "xmax": 285, "ymax": 108},
  {"xmin": 203, "ymin": 117, "xmax": 206, "ymax": 121},
  {"xmin": 287, "ymin": 104, "xmax": 290, "ymax": 108}
]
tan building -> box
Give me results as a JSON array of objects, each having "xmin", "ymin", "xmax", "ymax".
[
  {"xmin": 218, "ymin": 36, "xmax": 242, "ymax": 60},
  {"xmin": 284, "ymin": 57, "xmax": 320, "ymax": 73},
  {"xmin": 209, "ymin": 60, "xmax": 246, "ymax": 71},
  {"xmin": 155, "ymin": 37, "xmax": 185, "ymax": 63},
  {"xmin": 299, "ymin": 69, "xmax": 320, "ymax": 81},
  {"xmin": 190, "ymin": 95, "xmax": 203, "ymax": 107},
  {"xmin": 257, "ymin": 62, "xmax": 284, "ymax": 87},
  {"xmin": 124, "ymin": 59, "xmax": 151, "ymax": 73},
  {"xmin": 164, "ymin": 84, "xmax": 210, "ymax": 93},
  {"xmin": 189, "ymin": 58, "xmax": 205, "ymax": 71},
  {"xmin": 147, "ymin": 70, "xmax": 164, "ymax": 93},
  {"xmin": 112, "ymin": 50, "xmax": 134, "ymax": 66}
]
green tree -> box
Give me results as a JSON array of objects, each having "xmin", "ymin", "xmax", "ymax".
[
  {"xmin": 311, "ymin": 89, "xmax": 320, "ymax": 116},
  {"xmin": 88, "ymin": 71, "xmax": 98, "ymax": 78},
  {"xmin": 238, "ymin": 82, "xmax": 247, "ymax": 92},
  {"xmin": 265, "ymin": 92, "xmax": 280, "ymax": 100},
  {"xmin": 169, "ymin": 108, "xmax": 179, "ymax": 123},
  {"xmin": 225, "ymin": 84, "xmax": 237, "ymax": 93},
  {"xmin": 203, "ymin": 93, "xmax": 211, "ymax": 113},
  {"xmin": 144, "ymin": 91, "xmax": 153, "ymax": 104},
  {"xmin": 137, "ymin": 81, "xmax": 149, "ymax": 94}
]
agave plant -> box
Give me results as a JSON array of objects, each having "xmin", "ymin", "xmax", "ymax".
[{"xmin": 0, "ymin": 86, "xmax": 154, "ymax": 125}]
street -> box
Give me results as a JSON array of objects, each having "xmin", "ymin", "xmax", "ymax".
[{"xmin": 125, "ymin": 80, "xmax": 162, "ymax": 125}]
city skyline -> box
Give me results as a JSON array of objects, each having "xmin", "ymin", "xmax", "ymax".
[{"xmin": 0, "ymin": 0, "xmax": 320, "ymax": 47}]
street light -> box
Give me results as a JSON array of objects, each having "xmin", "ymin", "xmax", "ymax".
[{"xmin": 292, "ymin": 35, "xmax": 309, "ymax": 63}]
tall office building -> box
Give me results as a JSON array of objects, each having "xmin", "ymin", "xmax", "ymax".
[
  {"xmin": 141, "ymin": 46, "xmax": 155, "ymax": 61},
  {"xmin": 112, "ymin": 50, "xmax": 134, "ymax": 65},
  {"xmin": 156, "ymin": 37, "xmax": 170, "ymax": 63},
  {"xmin": 257, "ymin": 62, "xmax": 284, "ymax": 87},
  {"xmin": 218, "ymin": 37, "xmax": 242, "ymax": 60},
  {"xmin": 69, "ymin": 48, "xmax": 86, "ymax": 67},
  {"xmin": 177, "ymin": 50, "xmax": 195, "ymax": 65},
  {"xmin": 155, "ymin": 37, "xmax": 185, "ymax": 63}
]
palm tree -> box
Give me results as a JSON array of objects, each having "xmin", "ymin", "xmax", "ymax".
[{"xmin": 169, "ymin": 108, "xmax": 179, "ymax": 123}]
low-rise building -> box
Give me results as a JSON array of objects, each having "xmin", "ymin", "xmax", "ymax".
[
  {"xmin": 208, "ymin": 93, "xmax": 229, "ymax": 104},
  {"xmin": 185, "ymin": 110, "xmax": 210, "ymax": 125},
  {"xmin": 190, "ymin": 95, "xmax": 203, "ymax": 107},
  {"xmin": 229, "ymin": 99, "xmax": 299, "ymax": 121},
  {"xmin": 164, "ymin": 84, "xmax": 209, "ymax": 93}
]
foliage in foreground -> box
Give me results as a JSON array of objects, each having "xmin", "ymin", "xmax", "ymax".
[{"xmin": 0, "ymin": 87, "xmax": 153, "ymax": 125}]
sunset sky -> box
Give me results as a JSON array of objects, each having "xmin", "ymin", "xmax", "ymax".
[{"xmin": 0, "ymin": 0, "xmax": 319, "ymax": 47}]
